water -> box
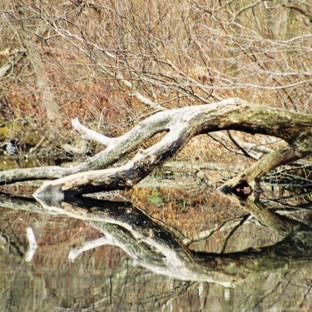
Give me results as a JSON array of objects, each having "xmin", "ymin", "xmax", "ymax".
[{"xmin": 1, "ymin": 158, "xmax": 312, "ymax": 311}]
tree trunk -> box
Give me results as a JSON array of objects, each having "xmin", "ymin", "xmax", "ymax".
[
  {"xmin": 0, "ymin": 98, "xmax": 311, "ymax": 231},
  {"xmin": 30, "ymin": 98, "xmax": 312, "ymax": 199}
]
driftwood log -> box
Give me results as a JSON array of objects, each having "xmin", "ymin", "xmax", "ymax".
[
  {"xmin": 31, "ymin": 98, "xmax": 311, "ymax": 198},
  {"xmin": 0, "ymin": 98, "xmax": 310, "ymax": 196}
]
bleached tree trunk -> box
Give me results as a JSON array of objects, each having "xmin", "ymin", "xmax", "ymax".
[
  {"xmin": 0, "ymin": 98, "xmax": 311, "ymax": 232},
  {"xmin": 30, "ymin": 98, "xmax": 312, "ymax": 198}
]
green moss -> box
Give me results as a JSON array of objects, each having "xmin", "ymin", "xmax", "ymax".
[{"xmin": 147, "ymin": 195, "xmax": 163, "ymax": 206}]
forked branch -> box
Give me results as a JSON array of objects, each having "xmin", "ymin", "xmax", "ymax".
[
  {"xmin": 0, "ymin": 98, "xmax": 310, "ymax": 207},
  {"xmin": 31, "ymin": 98, "xmax": 312, "ymax": 201}
]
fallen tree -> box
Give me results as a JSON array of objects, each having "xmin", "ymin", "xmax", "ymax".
[
  {"xmin": 1, "ymin": 98, "xmax": 312, "ymax": 231},
  {"xmin": 1, "ymin": 98, "xmax": 311, "ymax": 194},
  {"xmin": 1, "ymin": 97, "xmax": 312, "ymax": 290}
]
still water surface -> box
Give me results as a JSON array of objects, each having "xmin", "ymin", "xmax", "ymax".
[
  {"xmin": 1, "ymin": 198, "xmax": 312, "ymax": 312},
  {"xmin": 1, "ymin": 157, "xmax": 312, "ymax": 311}
]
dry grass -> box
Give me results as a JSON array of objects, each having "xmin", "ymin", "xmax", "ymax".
[{"xmin": 0, "ymin": 0, "xmax": 311, "ymax": 157}]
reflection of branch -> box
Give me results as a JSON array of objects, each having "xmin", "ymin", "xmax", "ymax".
[
  {"xmin": 5, "ymin": 194, "xmax": 312, "ymax": 290},
  {"xmin": 25, "ymin": 227, "xmax": 38, "ymax": 262},
  {"xmin": 69, "ymin": 237, "xmax": 112, "ymax": 261},
  {"xmin": 220, "ymin": 191, "xmax": 310, "ymax": 234},
  {"xmin": 220, "ymin": 215, "xmax": 250, "ymax": 253},
  {"xmin": 35, "ymin": 196, "xmax": 236, "ymax": 287},
  {"xmin": 189, "ymin": 216, "xmax": 249, "ymax": 245},
  {"xmin": 88, "ymin": 221, "xmax": 236, "ymax": 287},
  {"xmin": 35, "ymin": 193, "xmax": 312, "ymax": 287}
]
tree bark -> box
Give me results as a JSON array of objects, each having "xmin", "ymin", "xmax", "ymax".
[
  {"xmin": 30, "ymin": 98, "xmax": 312, "ymax": 199},
  {"xmin": 0, "ymin": 98, "xmax": 311, "ymax": 211}
]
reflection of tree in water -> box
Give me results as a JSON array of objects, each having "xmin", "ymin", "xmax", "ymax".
[{"xmin": 1, "ymin": 187, "xmax": 312, "ymax": 310}]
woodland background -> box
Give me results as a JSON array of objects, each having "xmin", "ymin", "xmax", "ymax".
[
  {"xmin": 1, "ymin": 1, "xmax": 312, "ymax": 310},
  {"xmin": 1, "ymin": 0, "xmax": 311, "ymax": 152}
]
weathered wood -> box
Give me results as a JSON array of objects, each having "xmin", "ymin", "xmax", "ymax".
[
  {"xmin": 0, "ymin": 97, "xmax": 311, "ymax": 231},
  {"xmin": 32, "ymin": 98, "xmax": 312, "ymax": 200}
]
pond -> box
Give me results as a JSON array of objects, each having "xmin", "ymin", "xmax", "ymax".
[{"xmin": 1, "ymin": 157, "xmax": 312, "ymax": 311}]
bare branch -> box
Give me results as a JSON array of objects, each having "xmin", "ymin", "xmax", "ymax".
[{"xmin": 71, "ymin": 118, "xmax": 116, "ymax": 146}]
